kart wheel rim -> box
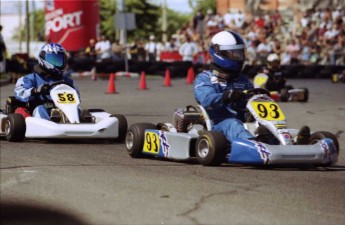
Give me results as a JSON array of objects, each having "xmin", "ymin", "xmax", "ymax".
[
  {"xmin": 126, "ymin": 132, "xmax": 134, "ymax": 150},
  {"xmin": 4, "ymin": 119, "xmax": 10, "ymax": 136},
  {"xmin": 198, "ymin": 139, "xmax": 210, "ymax": 158}
]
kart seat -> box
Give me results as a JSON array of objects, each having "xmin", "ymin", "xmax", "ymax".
[{"xmin": 173, "ymin": 105, "xmax": 208, "ymax": 133}]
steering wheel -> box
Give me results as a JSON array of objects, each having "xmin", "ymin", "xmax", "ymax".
[
  {"xmin": 246, "ymin": 88, "xmax": 271, "ymax": 97},
  {"xmin": 41, "ymin": 81, "xmax": 75, "ymax": 102}
]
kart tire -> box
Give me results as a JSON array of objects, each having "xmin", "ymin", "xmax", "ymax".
[
  {"xmin": 298, "ymin": 88, "xmax": 309, "ymax": 102},
  {"xmin": 195, "ymin": 131, "xmax": 228, "ymax": 166},
  {"xmin": 310, "ymin": 131, "xmax": 339, "ymax": 155},
  {"xmin": 126, "ymin": 123, "xmax": 156, "ymax": 158},
  {"xmin": 280, "ymin": 88, "xmax": 289, "ymax": 102},
  {"xmin": 111, "ymin": 114, "xmax": 128, "ymax": 143},
  {"xmin": 4, "ymin": 113, "xmax": 26, "ymax": 142}
]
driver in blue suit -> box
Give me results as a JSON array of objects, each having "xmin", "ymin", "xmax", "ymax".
[
  {"xmin": 194, "ymin": 30, "xmax": 255, "ymax": 142},
  {"xmin": 14, "ymin": 43, "xmax": 77, "ymax": 120}
]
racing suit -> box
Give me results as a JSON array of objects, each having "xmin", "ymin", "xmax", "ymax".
[
  {"xmin": 261, "ymin": 66, "xmax": 286, "ymax": 92},
  {"xmin": 194, "ymin": 70, "xmax": 254, "ymax": 142},
  {"xmin": 14, "ymin": 65, "xmax": 77, "ymax": 120}
]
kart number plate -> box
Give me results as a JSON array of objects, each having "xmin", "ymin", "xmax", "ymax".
[
  {"xmin": 57, "ymin": 93, "xmax": 77, "ymax": 104},
  {"xmin": 251, "ymin": 102, "xmax": 285, "ymax": 121},
  {"xmin": 143, "ymin": 131, "xmax": 160, "ymax": 154}
]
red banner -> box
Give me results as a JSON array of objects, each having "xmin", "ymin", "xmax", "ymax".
[{"xmin": 45, "ymin": 0, "xmax": 100, "ymax": 52}]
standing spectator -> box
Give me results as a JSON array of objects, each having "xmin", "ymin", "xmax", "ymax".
[
  {"xmin": 111, "ymin": 39, "xmax": 124, "ymax": 61},
  {"xmin": 256, "ymin": 38, "xmax": 272, "ymax": 64},
  {"xmin": 145, "ymin": 35, "xmax": 157, "ymax": 62},
  {"xmin": 85, "ymin": 38, "xmax": 97, "ymax": 61},
  {"xmin": 128, "ymin": 38, "xmax": 139, "ymax": 61},
  {"xmin": 137, "ymin": 39, "xmax": 146, "ymax": 61},
  {"xmin": 95, "ymin": 35, "xmax": 112, "ymax": 62},
  {"xmin": 193, "ymin": 10, "xmax": 205, "ymax": 40},
  {"xmin": 179, "ymin": 36, "xmax": 198, "ymax": 62},
  {"xmin": 286, "ymin": 39, "xmax": 301, "ymax": 64},
  {"xmin": 0, "ymin": 25, "xmax": 7, "ymax": 74}
]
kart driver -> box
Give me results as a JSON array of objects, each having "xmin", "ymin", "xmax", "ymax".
[
  {"xmin": 194, "ymin": 30, "xmax": 256, "ymax": 142},
  {"xmin": 14, "ymin": 43, "xmax": 78, "ymax": 120},
  {"xmin": 259, "ymin": 53, "xmax": 287, "ymax": 92},
  {"xmin": 194, "ymin": 31, "xmax": 311, "ymax": 144}
]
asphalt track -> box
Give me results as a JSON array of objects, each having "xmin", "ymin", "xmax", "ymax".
[{"xmin": 1, "ymin": 76, "xmax": 345, "ymax": 225}]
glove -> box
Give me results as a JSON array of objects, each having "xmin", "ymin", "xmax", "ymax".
[
  {"xmin": 32, "ymin": 84, "xmax": 50, "ymax": 95},
  {"xmin": 222, "ymin": 90, "xmax": 245, "ymax": 104}
]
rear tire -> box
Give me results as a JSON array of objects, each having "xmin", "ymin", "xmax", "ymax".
[
  {"xmin": 310, "ymin": 131, "xmax": 339, "ymax": 155},
  {"xmin": 111, "ymin": 114, "xmax": 128, "ymax": 142},
  {"xmin": 195, "ymin": 131, "xmax": 229, "ymax": 166},
  {"xmin": 126, "ymin": 123, "xmax": 156, "ymax": 158},
  {"xmin": 4, "ymin": 113, "xmax": 26, "ymax": 142},
  {"xmin": 280, "ymin": 88, "xmax": 289, "ymax": 102}
]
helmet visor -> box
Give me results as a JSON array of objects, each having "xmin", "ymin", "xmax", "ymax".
[
  {"xmin": 46, "ymin": 52, "xmax": 66, "ymax": 69},
  {"xmin": 269, "ymin": 60, "xmax": 280, "ymax": 70},
  {"xmin": 218, "ymin": 49, "xmax": 245, "ymax": 62}
]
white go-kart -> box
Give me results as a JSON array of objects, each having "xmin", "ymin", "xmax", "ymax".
[{"xmin": 0, "ymin": 81, "xmax": 127, "ymax": 142}]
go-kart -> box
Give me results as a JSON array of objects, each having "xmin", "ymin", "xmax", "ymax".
[
  {"xmin": 125, "ymin": 88, "xmax": 338, "ymax": 167},
  {"xmin": 0, "ymin": 81, "xmax": 127, "ymax": 142},
  {"xmin": 254, "ymin": 73, "xmax": 309, "ymax": 102}
]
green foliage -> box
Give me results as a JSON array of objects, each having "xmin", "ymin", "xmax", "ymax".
[
  {"xmin": 188, "ymin": 0, "xmax": 216, "ymax": 15},
  {"xmin": 99, "ymin": 0, "xmax": 117, "ymax": 40}
]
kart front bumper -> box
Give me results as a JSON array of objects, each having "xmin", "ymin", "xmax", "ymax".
[
  {"xmin": 228, "ymin": 138, "xmax": 338, "ymax": 166},
  {"xmin": 24, "ymin": 117, "xmax": 119, "ymax": 138}
]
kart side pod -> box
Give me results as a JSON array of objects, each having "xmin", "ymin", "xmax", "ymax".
[{"xmin": 228, "ymin": 138, "xmax": 337, "ymax": 166}]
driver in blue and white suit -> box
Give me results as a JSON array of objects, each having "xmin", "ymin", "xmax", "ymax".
[
  {"xmin": 194, "ymin": 31, "xmax": 254, "ymax": 142},
  {"xmin": 14, "ymin": 43, "xmax": 77, "ymax": 120}
]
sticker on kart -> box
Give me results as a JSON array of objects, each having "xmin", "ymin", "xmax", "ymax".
[
  {"xmin": 143, "ymin": 130, "xmax": 170, "ymax": 157},
  {"xmin": 57, "ymin": 92, "xmax": 77, "ymax": 104},
  {"xmin": 251, "ymin": 101, "xmax": 285, "ymax": 121}
]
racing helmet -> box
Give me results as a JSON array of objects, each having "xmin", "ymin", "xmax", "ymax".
[
  {"xmin": 37, "ymin": 43, "xmax": 67, "ymax": 77},
  {"xmin": 209, "ymin": 31, "xmax": 246, "ymax": 80},
  {"xmin": 267, "ymin": 53, "xmax": 281, "ymax": 71}
]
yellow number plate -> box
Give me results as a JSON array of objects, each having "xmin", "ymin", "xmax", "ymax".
[
  {"xmin": 143, "ymin": 131, "xmax": 160, "ymax": 154},
  {"xmin": 57, "ymin": 93, "xmax": 77, "ymax": 104},
  {"xmin": 251, "ymin": 102, "xmax": 285, "ymax": 121}
]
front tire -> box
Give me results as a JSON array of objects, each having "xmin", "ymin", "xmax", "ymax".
[
  {"xmin": 310, "ymin": 131, "xmax": 339, "ymax": 155},
  {"xmin": 4, "ymin": 113, "xmax": 26, "ymax": 142},
  {"xmin": 298, "ymin": 88, "xmax": 309, "ymax": 102},
  {"xmin": 126, "ymin": 123, "xmax": 156, "ymax": 158},
  {"xmin": 195, "ymin": 131, "xmax": 229, "ymax": 166},
  {"xmin": 111, "ymin": 114, "xmax": 128, "ymax": 142}
]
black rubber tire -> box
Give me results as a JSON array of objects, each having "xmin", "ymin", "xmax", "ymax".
[
  {"xmin": 126, "ymin": 123, "xmax": 156, "ymax": 158},
  {"xmin": 310, "ymin": 131, "xmax": 339, "ymax": 155},
  {"xmin": 4, "ymin": 113, "xmax": 26, "ymax": 142},
  {"xmin": 298, "ymin": 88, "xmax": 309, "ymax": 102},
  {"xmin": 111, "ymin": 114, "xmax": 128, "ymax": 143},
  {"xmin": 280, "ymin": 88, "xmax": 289, "ymax": 102},
  {"xmin": 195, "ymin": 131, "xmax": 229, "ymax": 166}
]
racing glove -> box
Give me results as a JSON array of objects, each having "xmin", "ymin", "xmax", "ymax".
[
  {"xmin": 32, "ymin": 83, "xmax": 50, "ymax": 96},
  {"xmin": 222, "ymin": 90, "xmax": 245, "ymax": 104}
]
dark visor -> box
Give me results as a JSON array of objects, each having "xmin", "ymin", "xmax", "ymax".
[
  {"xmin": 219, "ymin": 49, "xmax": 245, "ymax": 61},
  {"xmin": 46, "ymin": 52, "xmax": 66, "ymax": 68}
]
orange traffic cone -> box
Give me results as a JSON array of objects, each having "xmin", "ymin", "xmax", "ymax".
[
  {"xmin": 106, "ymin": 73, "xmax": 117, "ymax": 94},
  {"xmin": 139, "ymin": 71, "xmax": 148, "ymax": 90},
  {"xmin": 186, "ymin": 67, "xmax": 195, "ymax": 84},
  {"xmin": 163, "ymin": 68, "xmax": 172, "ymax": 87}
]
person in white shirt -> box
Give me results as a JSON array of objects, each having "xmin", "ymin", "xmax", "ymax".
[
  {"xmin": 95, "ymin": 35, "xmax": 112, "ymax": 61},
  {"xmin": 145, "ymin": 35, "xmax": 157, "ymax": 62},
  {"xmin": 178, "ymin": 36, "xmax": 198, "ymax": 62}
]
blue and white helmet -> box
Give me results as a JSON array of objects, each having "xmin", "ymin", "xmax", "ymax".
[
  {"xmin": 37, "ymin": 43, "xmax": 67, "ymax": 77},
  {"xmin": 209, "ymin": 31, "xmax": 246, "ymax": 80}
]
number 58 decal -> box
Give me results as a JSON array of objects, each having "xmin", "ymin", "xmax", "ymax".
[
  {"xmin": 57, "ymin": 93, "xmax": 76, "ymax": 104},
  {"xmin": 251, "ymin": 102, "xmax": 285, "ymax": 121}
]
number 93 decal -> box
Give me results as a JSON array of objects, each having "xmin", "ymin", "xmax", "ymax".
[
  {"xmin": 57, "ymin": 93, "xmax": 76, "ymax": 103},
  {"xmin": 143, "ymin": 131, "xmax": 161, "ymax": 154},
  {"xmin": 251, "ymin": 102, "xmax": 285, "ymax": 121}
]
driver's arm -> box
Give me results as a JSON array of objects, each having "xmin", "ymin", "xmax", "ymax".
[{"xmin": 14, "ymin": 75, "xmax": 37, "ymax": 103}]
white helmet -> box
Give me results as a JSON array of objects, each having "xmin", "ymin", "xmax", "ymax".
[
  {"xmin": 267, "ymin": 53, "xmax": 281, "ymax": 71},
  {"xmin": 209, "ymin": 31, "xmax": 246, "ymax": 80}
]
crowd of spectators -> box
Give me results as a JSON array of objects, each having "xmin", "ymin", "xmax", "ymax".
[{"xmin": 77, "ymin": 5, "xmax": 344, "ymax": 68}]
